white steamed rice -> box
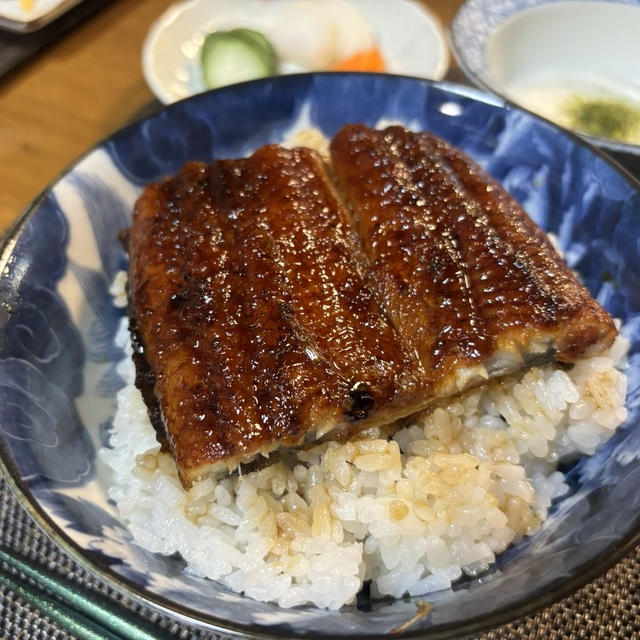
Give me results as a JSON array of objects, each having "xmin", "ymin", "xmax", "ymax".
[{"xmin": 101, "ymin": 273, "xmax": 629, "ymax": 609}]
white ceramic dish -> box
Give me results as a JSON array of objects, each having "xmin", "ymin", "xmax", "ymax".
[
  {"xmin": 450, "ymin": 0, "xmax": 640, "ymax": 154},
  {"xmin": 142, "ymin": 0, "xmax": 450, "ymax": 104},
  {"xmin": 0, "ymin": 0, "xmax": 82, "ymax": 32}
]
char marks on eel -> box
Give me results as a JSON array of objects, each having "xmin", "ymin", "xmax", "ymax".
[
  {"xmin": 128, "ymin": 146, "xmax": 423, "ymax": 486},
  {"xmin": 330, "ymin": 124, "xmax": 616, "ymax": 384}
]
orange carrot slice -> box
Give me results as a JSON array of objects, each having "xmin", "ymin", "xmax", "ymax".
[{"xmin": 331, "ymin": 48, "xmax": 385, "ymax": 72}]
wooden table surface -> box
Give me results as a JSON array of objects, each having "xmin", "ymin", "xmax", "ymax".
[{"xmin": 0, "ymin": 0, "xmax": 461, "ymax": 234}]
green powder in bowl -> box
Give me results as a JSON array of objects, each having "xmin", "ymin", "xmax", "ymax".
[{"xmin": 562, "ymin": 95, "xmax": 640, "ymax": 144}]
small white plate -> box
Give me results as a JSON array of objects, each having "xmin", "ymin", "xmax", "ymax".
[
  {"xmin": 0, "ymin": 0, "xmax": 83, "ymax": 32},
  {"xmin": 142, "ymin": 0, "xmax": 450, "ymax": 105}
]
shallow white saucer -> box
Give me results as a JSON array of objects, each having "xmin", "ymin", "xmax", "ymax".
[
  {"xmin": 142, "ymin": 0, "xmax": 450, "ymax": 104},
  {"xmin": 0, "ymin": 0, "xmax": 82, "ymax": 32}
]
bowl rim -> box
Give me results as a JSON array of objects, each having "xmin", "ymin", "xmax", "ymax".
[
  {"xmin": 1, "ymin": 71, "xmax": 640, "ymax": 639},
  {"xmin": 448, "ymin": 0, "xmax": 640, "ymax": 155}
]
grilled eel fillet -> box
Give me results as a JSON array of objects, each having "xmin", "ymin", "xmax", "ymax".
[
  {"xmin": 329, "ymin": 125, "xmax": 617, "ymax": 389},
  {"xmin": 127, "ymin": 146, "xmax": 425, "ymax": 485},
  {"xmin": 125, "ymin": 126, "xmax": 616, "ymax": 487}
]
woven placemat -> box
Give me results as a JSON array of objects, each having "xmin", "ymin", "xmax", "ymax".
[{"xmin": 0, "ymin": 478, "xmax": 637, "ymax": 639}]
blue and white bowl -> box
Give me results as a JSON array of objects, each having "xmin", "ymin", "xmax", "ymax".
[
  {"xmin": 450, "ymin": 0, "xmax": 640, "ymax": 154},
  {"xmin": 0, "ymin": 73, "xmax": 639, "ymax": 638}
]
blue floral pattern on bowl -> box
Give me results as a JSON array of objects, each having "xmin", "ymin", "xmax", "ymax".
[{"xmin": 0, "ymin": 74, "xmax": 639, "ymax": 638}]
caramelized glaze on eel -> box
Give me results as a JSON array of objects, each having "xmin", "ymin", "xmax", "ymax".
[{"xmin": 125, "ymin": 125, "xmax": 616, "ymax": 486}]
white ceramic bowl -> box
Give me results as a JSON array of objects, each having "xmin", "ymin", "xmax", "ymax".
[
  {"xmin": 142, "ymin": 0, "xmax": 449, "ymax": 104},
  {"xmin": 450, "ymin": 0, "xmax": 640, "ymax": 153}
]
